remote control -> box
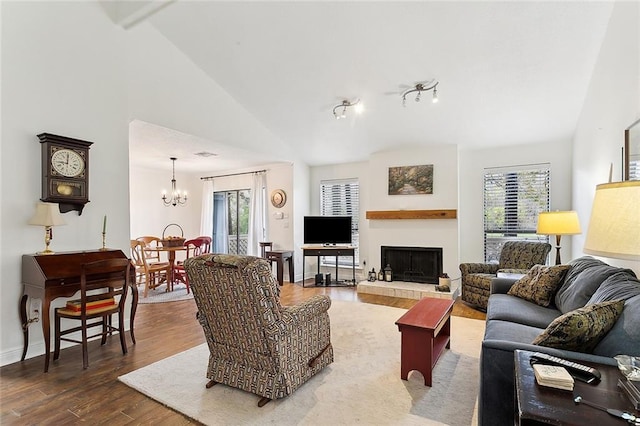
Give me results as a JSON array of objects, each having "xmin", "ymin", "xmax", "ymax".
[{"xmin": 530, "ymin": 352, "xmax": 601, "ymax": 383}]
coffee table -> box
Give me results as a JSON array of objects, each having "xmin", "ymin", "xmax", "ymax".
[
  {"xmin": 395, "ymin": 297, "xmax": 455, "ymax": 386},
  {"xmin": 514, "ymin": 350, "xmax": 634, "ymax": 425}
]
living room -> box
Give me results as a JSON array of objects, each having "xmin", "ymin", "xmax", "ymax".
[{"xmin": 1, "ymin": 1, "xmax": 638, "ymax": 424}]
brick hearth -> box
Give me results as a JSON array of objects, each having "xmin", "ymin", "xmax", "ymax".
[{"xmin": 356, "ymin": 280, "xmax": 460, "ymax": 300}]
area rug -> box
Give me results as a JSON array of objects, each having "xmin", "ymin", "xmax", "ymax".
[
  {"xmin": 137, "ymin": 282, "xmax": 194, "ymax": 304},
  {"xmin": 119, "ymin": 300, "xmax": 484, "ymax": 425}
]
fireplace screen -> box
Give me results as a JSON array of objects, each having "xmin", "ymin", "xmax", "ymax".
[{"xmin": 380, "ymin": 246, "xmax": 443, "ymax": 284}]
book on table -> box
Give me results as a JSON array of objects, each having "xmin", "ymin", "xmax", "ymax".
[
  {"xmin": 65, "ymin": 297, "xmax": 115, "ymax": 312},
  {"xmin": 533, "ymin": 364, "xmax": 574, "ymax": 391}
]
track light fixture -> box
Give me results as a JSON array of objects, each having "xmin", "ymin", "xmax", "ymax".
[
  {"xmin": 402, "ymin": 81, "xmax": 439, "ymax": 107},
  {"xmin": 332, "ymin": 99, "xmax": 363, "ymax": 120}
]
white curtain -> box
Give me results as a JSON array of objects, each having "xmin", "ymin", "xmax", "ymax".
[
  {"xmin": 247, "ymin": 172, "xmax": 267, "ymax": 256},
  {"xmin": 200, "ymin": 180, "xmax": 214, "ymax": 239}
]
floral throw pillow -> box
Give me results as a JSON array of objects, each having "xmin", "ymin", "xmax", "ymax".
[
  {"xmin": 532, "ymin": 300, "xmax": 624, "ymax": 352},
  {"xmin": 507, "ymin": 264, "xmax": 570, "ymax": 307}
]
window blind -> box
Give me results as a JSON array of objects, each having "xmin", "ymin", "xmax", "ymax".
[
  {"xmin": 483, "ymin": 165, "xmax": 550, "ymax": 262},
  {"xmin": 320, "ymin": 178, "xmax": 359, "ymax": 266}
]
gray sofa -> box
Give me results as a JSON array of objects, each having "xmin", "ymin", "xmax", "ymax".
[{"xmin": 479, "ymin": 256, "xmax": 640, "ymax": 426}]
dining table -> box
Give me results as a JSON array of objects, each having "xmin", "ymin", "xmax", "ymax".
[{"xmin": 143, "ymin": 245, "xmax": 186, "ymax": 290}]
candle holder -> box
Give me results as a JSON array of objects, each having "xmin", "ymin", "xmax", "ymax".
[{"xmin": 101, "ymin": 232, "xmax": 107, "ymax": 250}]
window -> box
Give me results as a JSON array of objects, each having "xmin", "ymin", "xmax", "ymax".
[
  {"xmin": 320, "ymin": 178, "xmax": 359, "ymax": 266},
  {"xmin": 483, "ymin": 165, "xmax": 550, "ymax": 262}
]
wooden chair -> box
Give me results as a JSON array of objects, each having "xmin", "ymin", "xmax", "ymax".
[
  {"xmin": 259, "ymin": 241, "xmax": 273, "ymax": 258},
  {"xmin": 130, "ymin": 240, "xmax": 171, "ymax": 298},
  {"xmin": 136, "ymin": 236, "xmax": 163, "ymax": 264},
  {"xmin": 174, "ymin": 237, "xmax": 210, "ymax": 294},
  {"xmin": 198, "ymin": 236, "xmax": 212, "ymax": 253},
  {"xmin": 53, "ymin": 258, "xmax": 130, "ymax": 369}
]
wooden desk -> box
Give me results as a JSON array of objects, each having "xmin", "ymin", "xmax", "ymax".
[
  {"xmin": 395, "ymin": 297, "xmax": 454, "ymax": 386},
  {"xmin": 265, "ymin": 250, "xmax": 294, "ymax": 286},
  {"xmin": 301, "ymin": 246, "xmax": 356, "ymax": 287},
  {"xmin": 20, "ymin": 249, "xmax": 137, "ymax": 373},
  {"xmin": 515, "ymin": 350, "xmax": 633, "ymax": 425}
]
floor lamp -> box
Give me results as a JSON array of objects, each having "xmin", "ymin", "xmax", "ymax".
[
  {"xmin": 584, "ymin": 181, "xmax": 640, "ymax": 261},
  {"xmin": 537, "ymin": 211, "xmax": 581, "ymax": 265}
]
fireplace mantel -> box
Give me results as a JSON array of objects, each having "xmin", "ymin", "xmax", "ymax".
[{"xmin": 366, "ymin": 209, "xmax": 457, "ymax": 220}]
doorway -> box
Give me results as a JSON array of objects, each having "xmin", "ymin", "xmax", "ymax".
[{"xmin": 213, "ymin": 189, "xmax": 250, "ymax": 254}]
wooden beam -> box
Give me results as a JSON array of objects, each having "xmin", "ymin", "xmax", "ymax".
[{"xmin": 365, "ymin": 209, "xmax": 457, "ymax": 220}]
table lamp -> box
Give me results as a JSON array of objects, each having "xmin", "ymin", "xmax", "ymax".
[
  {"xmin": 537, "ymin": 211, "xmax": 581, "ymax": 265},
  {"xmin": 584, "ymin": 181, "xmax": 640, "ymax": 261},
  {"xmin": 28, "ymin": 202, "xmax": 66, "ymax": 254}
]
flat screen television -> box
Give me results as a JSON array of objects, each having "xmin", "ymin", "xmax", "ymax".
[{"xmin": 304, "ymin": 216, "xmax": 352, "ymax": 245}]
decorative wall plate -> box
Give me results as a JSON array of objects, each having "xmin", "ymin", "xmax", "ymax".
[{"xmin": 270, "ymin": 189, "xmax": 287, "ymax": 208}]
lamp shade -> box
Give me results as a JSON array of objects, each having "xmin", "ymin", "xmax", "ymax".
[
  {"xmin": 28, "ymin": 202, "xmax": 66, "ymax": 227},
  {"xmin": 584, "ymin": 181, "xmax": 640, "ymax": 261},
  {"xmin": 537, "ymin": 211, "xmax": 581, "ymax": 235}
]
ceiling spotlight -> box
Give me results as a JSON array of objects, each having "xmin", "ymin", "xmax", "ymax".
[
  {"xmin": 333, "ymin": 99, "xmax": 362, "ymax": 119},
  {"xmin": 401, "ymin": 81, "xmax": 439, "ymax": 107}
]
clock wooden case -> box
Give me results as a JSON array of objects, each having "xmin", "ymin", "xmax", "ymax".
[{"xmin": 38, "ymin": 133, "xmax": 93, "ymax": 214}]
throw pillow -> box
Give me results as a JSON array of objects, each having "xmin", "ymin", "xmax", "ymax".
[
  {"xmin": 532, "ymin": 300, "xmax": 624, "ymax": 353},
  {"xmin": 507, "ymin": 264, "xmax": 570, "ymax": 307}
]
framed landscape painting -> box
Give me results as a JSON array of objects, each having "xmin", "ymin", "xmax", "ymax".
[{"xmin": 388, "ymin": 164, "xmax": 433, "ymax": 195}]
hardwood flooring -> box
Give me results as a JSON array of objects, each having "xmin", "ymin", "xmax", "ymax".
[{"xmin": 0, "ymin": 282, "xmax": 485, "ymax": 425}]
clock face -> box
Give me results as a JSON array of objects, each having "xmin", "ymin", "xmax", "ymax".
[{"xmin": 51, "ymin": 148, "xmax": 85, "ymax": 177}]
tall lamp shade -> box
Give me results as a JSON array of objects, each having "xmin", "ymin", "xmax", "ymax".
[
  {"xmin": 537, "ymin": 211, "xmax": 582, "ymax": 265},
  {"xmin": 28, "ymin": 202, "xmax": 66, "ymax": 254},
  {"xmin": 584, "ymin": 181, "xmax": 640, "ymax": 261}
]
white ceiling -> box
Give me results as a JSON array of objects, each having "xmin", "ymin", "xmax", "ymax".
[{"xmin": 128, "ymin": 1, "xmax": 614, "ymax": 173}]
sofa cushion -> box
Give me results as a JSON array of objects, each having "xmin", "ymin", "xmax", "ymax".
[
  {"xmin": 507, "ymin": 264, "xmax": 570, "ymax": 307},
  {"xmin": 487, "ymin": 294, "xmax": 562, "ymax": 329},
  {"xmin": 554, "ymin": 256, "xmax": 636, "ymax": 314},
  {"xmin": 593, "ymin": 294, "xmax": 640, "ymax": 357},
  {"xmin": 484, "ymin": 318, "xmax": 543, "ymax": 344},
  {"xmin": 532, "ymin": 300, "xmax": 624, "ymax": 352},
  {"xmin": 588, "ymin": 272, "xmax": 640, "ymax": 304}
]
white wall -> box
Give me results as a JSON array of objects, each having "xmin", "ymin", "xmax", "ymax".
[
  {"xmin": 129, "ymin": 166, "xmax": 202, "ymax": 259},
  {"xmin": 572, "ymin": 1, "xmax": 639, "ymax": 276},
  {"xmin": 310, "ymin": 146, "xmax": 460, "ymax": 282},
  {"xmin": 0, "ymin": 1, "xmax": 293, "ymax": 366},
  {"xmin": 1, "ymin": 2, "xmax": 130, "ymax": 365},
  {"xmin": 458, "ymin": 140, "xmax": 573, "ymax": 265}
]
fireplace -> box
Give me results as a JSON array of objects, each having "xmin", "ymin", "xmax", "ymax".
[{"xmin": 380, "ymin": 246, "xmax": 443, "ymax": 284}]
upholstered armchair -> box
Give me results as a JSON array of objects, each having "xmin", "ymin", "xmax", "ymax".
[
  {"xmin": 183, "ymin": 254, "xmax": 333, "ymax": 406},
  {"xmin": 460, "ymin": 241, "xmax": 551, "ymax": 310}
]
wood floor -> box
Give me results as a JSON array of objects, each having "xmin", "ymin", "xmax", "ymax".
[{"xmin": 0, "ymin": 282, "xmax": 485, "ymax": 425}]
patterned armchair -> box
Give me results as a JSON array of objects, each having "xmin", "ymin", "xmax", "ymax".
[
  {"xmin": 460, "ymin": 241, "xmax": 551, "ymax": 310},
  {"xmin": 183, "ymin": 254, "xmax": 333, "ymax": 406}
]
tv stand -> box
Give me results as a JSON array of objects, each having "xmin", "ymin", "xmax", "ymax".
[{"xmin": 302, "ymin": 246, "xmax": 356, "ymax": 287}]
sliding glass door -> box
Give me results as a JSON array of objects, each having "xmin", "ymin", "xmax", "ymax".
[{"xmin": 212, "ymin": 190, "xmax": 250, "ymax": 254}]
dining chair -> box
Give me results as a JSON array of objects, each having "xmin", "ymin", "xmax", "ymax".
[
  {"xmin": 53, "ymin": 258, "xmax": 130, "ymax": 369},
  {"xmin": 197, "ymin": 236, "xmax": 212, "ymax": 253},
  {"xmin": 174, "ymin": 237, "xmax": 210, "ymax": 293},
  {"xmin": 136, "ymin": 236, "xmax": 163, "ymax": 264},
  {"xmin": 130, "ymin": 240, "xmax": 171, "ymax": 297}
]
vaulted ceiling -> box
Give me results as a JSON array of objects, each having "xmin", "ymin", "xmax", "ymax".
[{"xmin": 126, "ymin": 1, "xmax": 614, "ymax": 173}]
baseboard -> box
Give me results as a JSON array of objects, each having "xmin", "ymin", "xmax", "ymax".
[{"xmin": 1, "ymin": 320, "xmax": 132, "ymax": 368}]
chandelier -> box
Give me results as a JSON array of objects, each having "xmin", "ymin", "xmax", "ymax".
[
  {"xmin": 162, "ymin": 157, "xmax": 187, "ymax": 206},
  {"xmin": 332, "ymin": 99, "xmax": 363, "ymax": 120},
  {"xmin": 401, "ymin": 81, "xmax": 439, "ymax": 107}
]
